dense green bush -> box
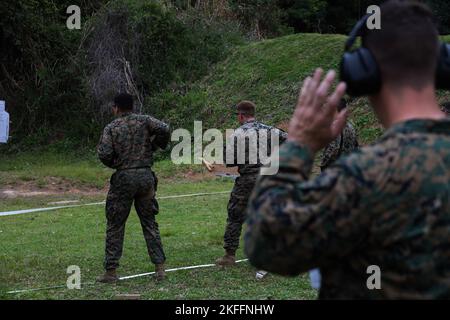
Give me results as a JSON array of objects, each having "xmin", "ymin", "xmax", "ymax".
[
  {"xmin": 0, "ymin": 1, "xmax": 106, "ymax": 151},
  {"xmin": 124, "ymin": 0, "xmax": 243, "ymax": 95},
  {"xmin": 228, "ymin": 0, "xmax": 293, "ymax": 39},
  {"xmin": 0, "ymin": 0, "xmax": 243, "ymax": 152},
  {"xmin": 229, "ymin": 0, "xmax": 450, "ymax": 35}
]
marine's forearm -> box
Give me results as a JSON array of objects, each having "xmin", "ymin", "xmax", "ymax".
[
  {"xmin": 153, "ymin": 130, "xmax": 170, "ymax": 150},
  {"xmin": 98, "ymin": 153, "xmax": 116, "ymax": 169},
  {"xmin": 245, "ymin": 141, "xmax": 316, "ymax": 275},
  {"xmin": 246, "ymin": 139, "xmax": 365, "ymax": 275}
]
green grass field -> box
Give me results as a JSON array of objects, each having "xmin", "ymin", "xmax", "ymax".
[
  {"xmin": 0, "ymin": 175, "xmax": 316, "ymax": 300},
  {"xmin": 0, "ymin": 149, "xmax": 206, "ymax": 190}
]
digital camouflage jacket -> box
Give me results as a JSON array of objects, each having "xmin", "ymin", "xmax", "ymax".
[
  {"xmin": 245, "ymin": 119, "xmax": 450, "ymax": 299},
  {"xmin": 98, "ymin": 112, "xmax": 170, "ymax": 170}
]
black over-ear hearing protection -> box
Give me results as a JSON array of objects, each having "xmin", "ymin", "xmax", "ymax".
[
  {"xmin": 340, "ymin": 15, "xmax": 450, "ymax": 97},
  {"xmin": 437, "ymin": 43, "xmax": 450, "ymax": 90}
]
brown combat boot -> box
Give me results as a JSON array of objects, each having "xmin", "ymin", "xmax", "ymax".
[
  {"xmin": 155, "ymin": 263, "xmax": 166, "ymax": 281},
  {"xmin": 215, "ymin": 250, "xmax": 236, "ymax": 266},
  {"xmin": 96, "ymin": 269, "xmax": 119, "ymax": 284}
]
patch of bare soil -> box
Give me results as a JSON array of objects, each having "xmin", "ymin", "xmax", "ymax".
[
  {"xmin": 0, "ymin": 167, "xmax": 237, "ymax": 199},
  {"xmin": 0, "ymin": 177, "xmax": 107, "ymax": 199}
]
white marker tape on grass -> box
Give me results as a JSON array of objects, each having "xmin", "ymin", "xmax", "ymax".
[
  {"xmin": 6, "ymin": 259, "xmax": 248, "ymax": 294},
  {"xmin": 0, "ymin": 191, "xmax": 230, "ymax": 217},
  {"xmin": 0, "ymin": 202, "xmax": 104, "ymax": 217},
  {"xmin": 6, "ymin": 284, "xmax": 73, "ymax": 294},
  {"xmin": 119, "ymin": 259, "xmax": 249, "ymax": 280},
  {"xmin": 157, "ymin": 191, "xmax": 229, "ymax": 200}
]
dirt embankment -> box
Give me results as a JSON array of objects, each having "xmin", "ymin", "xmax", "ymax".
[{"xmin": 0, "ymin": 176, "xmax": 107, "ymax": 199}]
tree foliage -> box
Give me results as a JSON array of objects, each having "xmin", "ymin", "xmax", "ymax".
[
  {"xmin": 0, "ymin": 0, "xmax": 242, "ymax": 150},
  {"xmin": 0, "ymin": 0, "xmax": 449, "ymax": 151},
  {"xmin": 275, "ymin": 0, "xmax": 449, "ymax": 34}
]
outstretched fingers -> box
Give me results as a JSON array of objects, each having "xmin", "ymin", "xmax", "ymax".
[
  {"xmin": 327, "ymin": 82, "xmax": 349, "ymax": 138},
  {"xmin": 331, "ymin": 108, "xmax": 349, "ymax": 138},
  {"xmin": 297, "ymin": 77, "xmax": 312, "ymax": 108},
  {"xmin": 289, "ymin": 68, "xmax": 348, "ymax": 152},
  {"xmin": 303, "ymin": 68, "xmax": 323, "ymax": 107},
  {"xmin": 323, "ymin": 82, "xmax": 347, "ymax": 119},
  {"xmin": 314, "ymin": 70, "xmax": 336, "ymax": 109}
]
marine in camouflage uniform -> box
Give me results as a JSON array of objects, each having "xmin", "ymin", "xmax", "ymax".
[
  {"xmin": 245, "ymin": 119, "xmax": 450, "ymax": 299},
  {"xmin": 309, "ymin": 120, "xmax": 358, "ymax": 288},
  {"xmin": 216, "ymin": 101, "xmax": 287, "ymax": 266},
  {"xmin": 245, "ymin": 0, "xmax": 450, "ymax": 298},
  {"xmin": 96, "ymin": 93, "xmax": 170, "ymax": 283},
  {"xmin": 320, "ymin": 122, "xmax": 359, "ymax": 171}
]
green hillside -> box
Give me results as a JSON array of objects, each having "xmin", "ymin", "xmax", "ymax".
[{"xmin": 151, "ymin": 33, "xmax": 450, "ymax": 145}]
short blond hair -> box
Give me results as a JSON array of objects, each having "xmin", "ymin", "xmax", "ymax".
[{"xmin": 236, "ymin": 101, "xmax": 256, "ymax": 116}]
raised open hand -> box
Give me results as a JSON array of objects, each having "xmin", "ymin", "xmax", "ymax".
[{"xmin": 288, "ymin": 68, "xmax": 349, "ymax": 153}]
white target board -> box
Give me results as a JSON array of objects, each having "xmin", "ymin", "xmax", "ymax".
[{"xmin": 0, "ymin": 100, "xmax": 9, "ymax": 143}]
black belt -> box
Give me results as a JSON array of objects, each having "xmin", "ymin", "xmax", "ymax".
[{"xmin": 117, "ymin": 166, "xmax": 151, "ymax": 171}]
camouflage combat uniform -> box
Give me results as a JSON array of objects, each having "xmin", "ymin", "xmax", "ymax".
[
  {"xmin": 441, "ymin": 104, "xmax": 450, "ymax": 116},
  {"xmin": 97, "ymin": 112, "xmax": 170, "ymax": 270},
  {"xmin": 320, "ymin": 122, "xmax": 359, "ymax": 171},
  {"xmin": 245, "ymin": 119, "xmax": 450, "ymax": 299},
  {"xmin": 223, "ymin": 120, "xmax": 287, "ymax": 253}
]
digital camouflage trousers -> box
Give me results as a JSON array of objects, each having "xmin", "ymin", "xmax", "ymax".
[
  {"xmin": 223, "ymin": 174, "xmax": 258, "ymax": 252},
  {"xmin": 104, "ymin": 168, "xmax": 165, "ymax": 270}
]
